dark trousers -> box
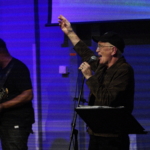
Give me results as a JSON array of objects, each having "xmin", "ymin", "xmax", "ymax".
[
  {"xmin": 88, "ymin": 134, "xmax": 129, "ymax": 150},
  {"xmin": 0, "ymin": 125, "xmax": 32, "ymax": 150}
]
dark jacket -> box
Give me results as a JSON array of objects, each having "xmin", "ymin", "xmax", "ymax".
[{"xmin": 74, "ymin": 41, "xmax": 134, "ymax": 113}]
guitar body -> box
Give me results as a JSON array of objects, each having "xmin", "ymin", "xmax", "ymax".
[{"xmin": 0, "ymin": 88, "xmax": 8, "ymax": 102}]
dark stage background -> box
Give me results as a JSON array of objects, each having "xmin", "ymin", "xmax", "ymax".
[{"xmin": 0, "ymin": 0, "xmax": 150, "ymax": 149}]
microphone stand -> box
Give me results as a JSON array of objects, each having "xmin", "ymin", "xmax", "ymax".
[{"xmin": 68, "ymin": 76, "xmax": 85, "ymax": 150}]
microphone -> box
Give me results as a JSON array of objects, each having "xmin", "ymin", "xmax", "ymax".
[
  {"xmin": 79, "ymin": 56, "xmax": 97, "ymax": 71},
  {"xmin": 88, "ymin": 56, "xmax": 97, "ymax": 63}
]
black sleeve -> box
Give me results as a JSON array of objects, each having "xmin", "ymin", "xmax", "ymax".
[
  {"xmin": 13, "ymin": 64, "xmax": 32, "ymax": 93},
  {"xmin": 10, "ymin": 61, "xmax": 32, "ymax": 94}
]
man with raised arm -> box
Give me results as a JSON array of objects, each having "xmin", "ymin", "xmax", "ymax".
[{"xmin": 58, "ymin": 15, "xmax": 134, "ymax": 150}]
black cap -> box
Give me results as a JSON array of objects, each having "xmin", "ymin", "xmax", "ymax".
[
  {"xmin": 0, "ymin": 38, "xmax": 6, "ymax": 48},
  {"xmin": 92, "ymin": 31, "xmax": 125, "ymax": 53}
]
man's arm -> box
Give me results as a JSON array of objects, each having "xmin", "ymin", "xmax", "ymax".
[
  {"xmin": 58, "ymin": 15, "xmax": 99, "ymax": 79},
  {"xmin": 0, "ymin": 89, "xmax": 33, "ymax": 112},
  {"xmin": 58, "ymin": 15, "xmax": 80, "ymax": 46}
]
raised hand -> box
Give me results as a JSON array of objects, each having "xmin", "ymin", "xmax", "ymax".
[{"xmin": 58, "ymin": 15, "xmax": 73, "ymax": 35}]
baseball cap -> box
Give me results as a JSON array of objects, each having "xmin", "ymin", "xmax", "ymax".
[{"xmin": 92, "ymin": 31, "xmax": 125, "ymax": 53}]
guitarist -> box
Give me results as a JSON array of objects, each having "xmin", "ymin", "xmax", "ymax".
[{"xmin": 0, "ymin": 38, "xmax": 34, "ymax": 150}]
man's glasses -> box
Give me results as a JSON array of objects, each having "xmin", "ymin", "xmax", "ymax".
[{"xmin": 97, "ymin": 45, "xmax": 114, "ymax": 49}]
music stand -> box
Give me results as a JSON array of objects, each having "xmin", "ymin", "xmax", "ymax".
[{"xmin": 75, "ymin": 106, "xmax": 147, "ymax": 134}]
